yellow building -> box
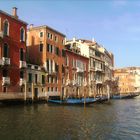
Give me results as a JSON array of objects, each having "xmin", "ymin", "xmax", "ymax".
[{"xmin": 114, "ymin": 67, "xmax": 140, "ymax": 94}]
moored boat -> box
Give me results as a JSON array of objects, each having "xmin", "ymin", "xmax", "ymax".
[
  {"xmin": 48, "ymin": 97, "xmax": 97, "ymax": 105},
  {"xmin": 111, "ymin": 93, "xmax": 139, "ymax": 99}
]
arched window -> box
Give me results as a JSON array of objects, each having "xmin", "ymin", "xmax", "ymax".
[
  {"xmin": 20, "ymin": 48, "xmax": 24, "ymax": 61},
  {"xmin": 3, "ymin": 43, "xmax": 9, "ymax": 57},
  {"xmin": 3, "ymin": 20, "xmax": 9, "ymax": 36},
  {"xmin": 20, "ymin": 27, "xmax": 25, "ymax": 41}
]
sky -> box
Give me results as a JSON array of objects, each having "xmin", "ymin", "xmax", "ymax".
[{"xmin": 0, "ymin": 0, "xmax": 140, "ymax": 68}]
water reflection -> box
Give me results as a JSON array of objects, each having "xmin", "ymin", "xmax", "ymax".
[{"xmin": 0, "ymin": 98, "xmax": 140, "ymax": 140}]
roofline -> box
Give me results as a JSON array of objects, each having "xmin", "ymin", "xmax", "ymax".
[
  {"xmin": 65, "ymin": 49, "xmax": 89, "ymax": 59},
  {"xmin": 0, "ymin": 10, "xmax": 28, "ymax": 25},
  {"xmin": 27, "ymin": 25, "xmax": 66, "ymax": 37},
  {"xmin": 114, "ymin": 67, "xmax": 140, "ymax": 71}
]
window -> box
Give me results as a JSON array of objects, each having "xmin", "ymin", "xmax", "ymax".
[
  {"xmin": 3, "ymin": 20, "xmax": 9, "ymax": 36},
  {"xmin": 47, "ymin": 59, "xmax": 49, "ymax": 72},
  {"xmin": 62, "ymin": 40, "xmax": 65, "ymax": 45},
  {"xmin": 47, "ymin": 44, "xmax": 53, "ymax": 53},
  {"xmin": 20, "ymin": 71, "xmax": 24, "ymax": 79},
  {"xmin": 21, "ymin": 87, "xmax": 23, "ymax": 92},
  {"xmin": 20, "ymin": 27, "xmax": 25, "ymax": 41},
  {"xmin": 55, "ymin": 47, "xmax": 59, "ymax": 56},
  {"xmin": 54, "ymin": 36, "xmax": 58, "ymax": 42},
  {"xmin": 47, "ymin": 33, "xmax": 53, "ymax": 39},
  {"xmin": 3, "ymin": 87, "xmax": 7, "ymax": 93},
  {"xmin": 62, "ymin": 49, "xmax": 66, "ymax": 57},
  {"xmin": 28, "ymin": 73, "xmax": 32, "ymax": 83},
  {"xmin": 35, "ymin": 74, "xmax": 38, "ymax": 84},
  {"xmin": 42, "ymin": 75, "xmax": 45, "ymax": 84},
  {"xmin": 51, "ymin": 87, "xmax": 53, "ymax": 91},
  {"xmin": 28, "ymin": 88, "xmax": 31, "ymax": 92},
  {"xmin": 55, "ymin": 87, "xmax": 57, "ymax": 91},
  {"xmin": 48, "ymin": 87, "xmax": 50, "ymax": 92},
  {"xmin": 50, "ymin": 34, "xmax": 53, "ymax": 40},
  {"xmin": 47, "ymin": 44, "xmax": 50, "ymax": 52},
  {"xmin": 62, "ymin": 65, "xmax": 65, "ymax": 73},
  {"xmin": 39, "ymin": 43, "xmax": 43, "ymax": 52},
  {"xmin": 3, "ymin": 69, "xmax": 8, "ymax": 77},
  {"xmin": 20, "ymin": 48, "xmax": 24, "ymax": 61},
  {"xmin": 55, "ymin": 77, "xmax": 58, "ymax": 83},
  {"xmin": 40, "ymin": 32, "xmax": 43, "ymax": 37},
  {"xmin": 51, "ymin": 77, "xmax": 53, "ymax": 83},
  {"xmin": 55, "ymin": 64, "xmax": 59, "ymax": 72},
  {"xmin": 47, "ymin": 33, "xmax": 50, "ymax": 38},
  {"xmin": 3, "ymin": 43, "xmax": 8, "ymax": 57}
]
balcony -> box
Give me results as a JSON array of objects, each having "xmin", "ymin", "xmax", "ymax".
[
  {"xmin": 48, "ymin": 70, "xmax": 57, "ymax": 76},
  {"xmin": 95, "ymin": 67, "xmax": 102, "ymax": 72},
  {"xmin": 95, "ymin": 79, "xmax": 103, "ymax": 84},
  {"xmin": 0, "ymin": 59, "xmax": 4, "ymax": 66},
  {"xmin": 34, "ymin": 81, "xmax": 42, "ymax": 86},
  {"xmin": 2, "ymin": 77, "xmax": 10, "ymax": 85},
  {"xmin": 19, "ymin": 61, "xmax": 26, "ymax": 68},
  {"xmin": 0, "ymin": 31, "xmax": 4, "ymax": 39},
  {"xmin": 2, "ymin": 57, "xmax": 10, "ymax": 65},
  {"xmin": 65, "ymin": 79, "xmax": 70, "ymax": 86},
  {"xmin": 77, "ymin": 67, "xmax": 84, "ymax": 73},
  {"xmin": 19, "ymin": 78, "xmax": 26, "ymax": 86}
]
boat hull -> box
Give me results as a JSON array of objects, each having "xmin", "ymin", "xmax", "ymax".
[
  {"xmin": 111, "ymin": 94, "xmax": 139, "ymax": 99},
  {"xmin": 48, "ymin": 98, "xmax": 97, "ymax": 105}
]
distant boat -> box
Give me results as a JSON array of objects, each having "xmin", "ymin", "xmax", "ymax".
[
  {"xmin": 96, "ymin": 96, "xmax": 109, "ymax": 103},
  {"xmin": 111, "ymin": 93, "xmax": 139, "ymax": 99},
  {"xmin": 48, "ymin": 97, "xmax": 97, "ymax": 105}
]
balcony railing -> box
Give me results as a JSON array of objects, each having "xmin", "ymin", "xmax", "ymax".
[
  {"xmin": 47, "ymin": 91, "xmax": 60, "ymax": 97},
  {"xmin": 19, "ymin": 61, "xmax": 26, "ymax": 68},
  {"xmin": 95, "ymin": 79, "xmax": 103, "ymax": 84},
  {"xmin": 38, "ymin": 92, "xmax": 47, "ymax": 98},
  {"xmin": 0, "ymin": 59, "xmax": 4, "ymax": 66},
  {"xmin": 48, "ymin": 70, "xmax": 57, "ymax": 75},
  {"xmin": 2, "ymin": 77, "xmax": 10, "ymax": 85},
  {"xmin": 95, "ymin": 67, "xmax": 102, "ymax": 72},
  {"xmin": 2, "ymin": 57, "xmax": 10, "ymax": 65},
  {"xmin": 77, "ymin": 67, "xmax": 84, "ymax": 73},
  {"xmin": 19, "ymin": 78, "xmax": 26, "ymax": 86},
  {"xmin": 0, "ymin": 31, "xmax": 4, "ymax": 38}
]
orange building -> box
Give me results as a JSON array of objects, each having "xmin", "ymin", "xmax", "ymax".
[
  {"xmin": 0, "ymin": 7, "xmax": 27, "ymax": 93},
  {"xmin": 114, "ymin": 67, "xmax": 140, "ymax": 94},
  {"xmin": 27, "ymin": 25, "xmax": 65, "ymax": 98}
]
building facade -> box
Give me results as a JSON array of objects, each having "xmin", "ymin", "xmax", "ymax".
[
  {"xmin": 66, "ymin": 38, "xmax": 114, "ymax": 98},
  {"xmin": 64, "ymin": 44, "xmax": 89, "ymax": 98},
  {"xmin": 27, "ymin": 25, "xmax": 66, "ymax": 98},
  {"xmin": 0, "ymin": 7, "xmax": 27, "ymax": 94},
  {"xmin": 114, "ymin": 67, "xmax": 140, "ymax": 94},
  {"xmin": 25, "ymin": 63, "xmax": 47, "ymax": 100}
]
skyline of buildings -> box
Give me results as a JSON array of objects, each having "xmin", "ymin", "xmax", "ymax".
[
  {"xmin": 1, "ymin": 1, "xmax": 140, "ymax": 68},
  {"xmin": 0, "ymin": 7, "xmax": 139, "ymax": 101}
]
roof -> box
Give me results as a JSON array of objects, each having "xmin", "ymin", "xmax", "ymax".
[
  {"xmin": 0, "ymin": 10, "xmax": 28, "ymax": 25},
  {"xmin": 114, "ymin": 67, "xmax": 140, "ymax": 73},
  {"xmin": 28, "ymin": 25, "xmax": 66, "ymax": 37}
]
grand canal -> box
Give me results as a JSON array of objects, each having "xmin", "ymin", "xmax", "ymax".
[{"xmin": 0, "ymin": 97, "xmax": 140, "ymax": 140}]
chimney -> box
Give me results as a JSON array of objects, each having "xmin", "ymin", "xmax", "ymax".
[
  {"xmin": 12, "ymin": 7, "xmax": 18, "ymax": 18},
  {"xmin": 92, "ymin": 37, "xmax": 95, "ymax": 42},
  {"xmin": 73, "ymin": 37, "xmax": 76, "ymax": 42},
  {"xmin": 29, "ymin": 24, "xmax": 34, "ymax": 29}
]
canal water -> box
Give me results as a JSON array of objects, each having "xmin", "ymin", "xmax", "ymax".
[{"xmin": 0, "ymin": 97, "xmax": 140, "ymax": 140}]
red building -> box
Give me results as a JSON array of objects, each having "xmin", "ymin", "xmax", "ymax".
[
  {"xmin": 64, "ymin": 44, "xmax": 89, "ymax": 98},
  {"xmin": 0, "ymin": 7, "xmax": 27, "ymax": 93}
]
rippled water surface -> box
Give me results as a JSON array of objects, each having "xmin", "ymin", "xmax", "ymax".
[{"xmin": 0, "ymin": 97, "xmax": 140, "ymax": 140}]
